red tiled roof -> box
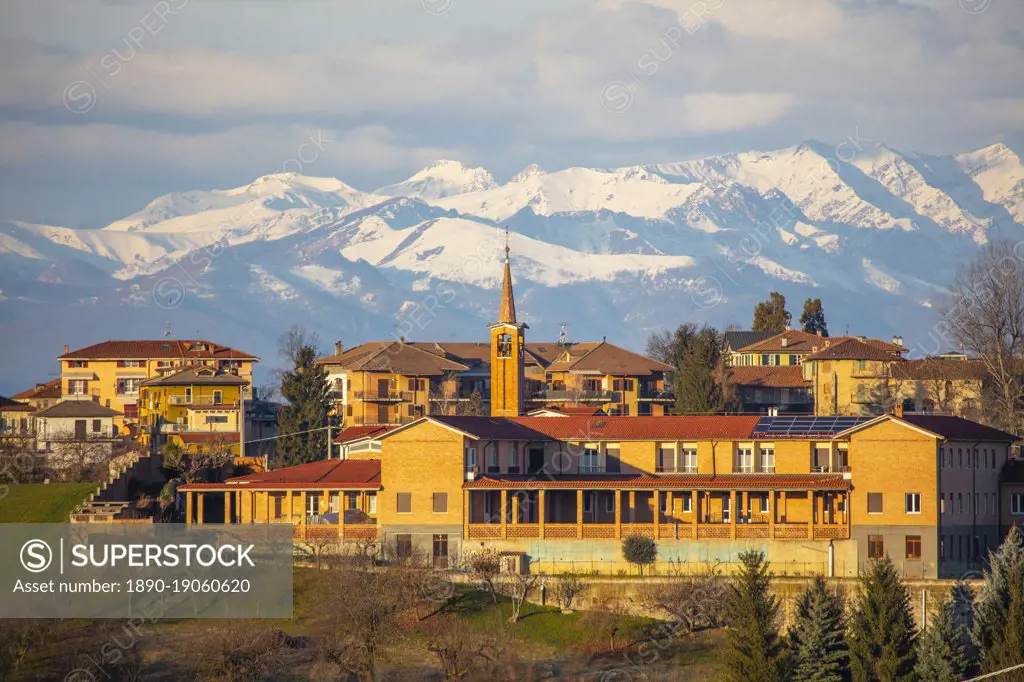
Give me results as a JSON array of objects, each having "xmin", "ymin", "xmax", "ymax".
[
  {"xmin": 464, "ymin": 473, "xmax": 850, "ymax": 491},
  {"xmin": 180, "ymin": 458, "xmax": 381, "ymax": 490},
  {"xmin": 900, "ymin": 415, "xmax": 1018, "ymax": 443},
  {"xmin": 508, "ymin": 415, "xmax": 763, "ymax": 441},
  {"xmin": 727, "ymin": 366, "xmax": 809, "ymax": 388},
  {"xmin": 13, "ymin": 379, "xmax": 61, "ymax": 400},
  {"xmin": 61, "ymin": 340, "xmax": 258, "ymax": 361},
  {"xmin": 179, "ymin": 432, "xmax": 241, "ymax": 444},
  {"xmin": 736, "ymin": 330, "xmax": 827, "ymax": 354},
  {"xmin": 527, "ymin": 405, "xmax": 608, "ymax": 417},
  {"xmin": 334, "ymin": 424, "xmax": 396, "ymax": 444},
  {"xmin": 803, "ymin": 337, "xmax": 902, "ymax": 362},
  {"xmin": 891, "ymin": 358, "xmax": 989, "ymax": 381},
  {"xmin": 556, "ymin": 341, "xmax": 674, "ymax": 375}
]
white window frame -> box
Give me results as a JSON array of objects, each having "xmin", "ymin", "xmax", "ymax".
[
  {"xmin": 367, "ymin": 493, "xmax": 377, "ymax": 515},
  {"xmin": 905, "ymin": 492, "xmax": 921, "ymax": 515},
  {"xmin": 736, "ymin": 446, "xmax": 754, "ymax": 473},
  {"xmin": 722, "ymin": 494, "xmax": 731, "ymax": 522},
  {"xmin": 759, "ymin": 494, "xmax": 770, "ymax": 514},
  {"xmin": 681, "ymin": 447, "xmax": 698, "ymax": 473},
  {"xmin": 69, "ymin": 379, "xmax": 87, "ymax": 396},
  {"xmin": 759, "ymin": 446, "xmax": 775, "ymax": 473},
  {"xmin": 581, "ymin": 447, "xmax": 601, "ymax": 474},
  {"xmin": 464, "ymin": 447, "xmax": 477, "ymax": 470},
  {"xmin": 681, "ymin": 495, "xmax": 692, "ymax": 513},
  {"xmin": 1012, "ymin": 493, "xmax": 1024, "ymax": 516}
]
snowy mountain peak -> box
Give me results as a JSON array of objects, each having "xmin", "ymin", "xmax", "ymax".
[
  {"xmin": 375, "ymin": 160, "xmax": 497, "ymax": 199},
  {"xmin": 510, "ymin": 164, "xmax": 545, "ymax": 183}
]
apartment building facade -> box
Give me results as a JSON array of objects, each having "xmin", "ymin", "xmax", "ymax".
[{"xmin": 58, "ymin": 340, "xmax": 258, "ymax": 434}]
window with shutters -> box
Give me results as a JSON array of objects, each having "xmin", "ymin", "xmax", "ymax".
[
  {"xmin": 396, "ymin": 493, "xmax": 412, "ymax": 514},
  {"xmin": 868, "ymin": 535, "xmax": 884, "ymax": 559},
  {"xmin": 905, "ymin": 535, "xmax": 921, "ymax": 560},
  {"xmin": 867, "ymin": 493, "xmax": 883, "ymax": 514}
]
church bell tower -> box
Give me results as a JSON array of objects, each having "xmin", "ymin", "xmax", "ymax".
[{"xmin": 489, "ymin": 233, "xmax": 527, "ymax": 417}]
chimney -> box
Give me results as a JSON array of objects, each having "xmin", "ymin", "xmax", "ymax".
[
  {"xmin": 892, "ymin": 335, "xmax": 903, "ymax": 347},
  {"xmin": 781, "ymin": 337, "xmax": 789, "ymax": 348},
  {"xmin": 894, "ymin": 403, "xmax": 904, "ymax": 418},
  {"xmin": 856, "ymin": 335, "xmax": 866, "ymax": 342},
  {"xmin": 63, "ymin": 344, "xmax": 69, "ymax": 354},
  {"xmin": 334, "ymin": 341, "xmax": 344, "ymax": 356}
]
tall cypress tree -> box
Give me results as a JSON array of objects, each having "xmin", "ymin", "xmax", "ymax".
[
  {"xmin": 277, "ymin": 344, "xmax": 331, "ymax": 467},
  {"xmin": 849, "ymin": 557, "xmax": 918, "ymax": 682},
  {"xmin": 674, "ymin": 326, "xmax": 725, "ymax": 415},
  {"xmin": 788, "ymin": 576, "xmax": 850, "ymax": 682},
  {"xmin": 973, "ymin": 525, "xmax": 1024, "ymax": 673},
  {"xmin": 725, "ymin": 550, "xmax": 786, "ymax": 682},
  {"xmin": 915, "ymin": 587, "xmax": 977, "ymax": 682},
  {"xmin": 799, "ymin": 298, "xmax": 829, "ymax": 336}
]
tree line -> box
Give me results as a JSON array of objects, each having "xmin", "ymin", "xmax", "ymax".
[{"xmin": 723, "ymin": 526, "xmax": 1024, "ymax": 682}]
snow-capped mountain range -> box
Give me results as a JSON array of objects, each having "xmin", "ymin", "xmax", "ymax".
[{"xmin": 1, "ymin": 140, "xmax": 1022, "ymax": 392}]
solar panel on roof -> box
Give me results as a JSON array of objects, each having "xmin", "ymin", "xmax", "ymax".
[{"xmin": 753, "ymin": 416, "xmax": 869, "ymax": 438}]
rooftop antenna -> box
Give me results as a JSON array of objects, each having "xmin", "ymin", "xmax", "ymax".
[
  {"xmin": 163, "ymin": 320, "xmax": 172, "ymax": 338},
  {"xmin": 558, "ymin": 323, "xmax": 570, "ymax": 347}
]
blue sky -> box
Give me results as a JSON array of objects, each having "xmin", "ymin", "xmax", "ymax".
[{"xmin": 0, "ymin": 0, "xmax": 1021, "ymax": 227}]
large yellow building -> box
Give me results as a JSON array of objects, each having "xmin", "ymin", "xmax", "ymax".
[
  {"xmin": 58, "ymin": 340, "xmax": 258, "ymax": 435},
  {"xmin": 138, "ymin": 366, "xmax": 248, "ymax": 457},
  {"xmin": 181, "ymin": 412, "xmax": 1016, "ymax": 578}
]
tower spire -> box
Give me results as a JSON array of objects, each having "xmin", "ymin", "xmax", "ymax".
[{"xmin": 498, "ymin": 227, "xmax": 516, "ymax": 324}]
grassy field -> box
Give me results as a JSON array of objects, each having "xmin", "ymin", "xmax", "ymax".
[
  {"xmin": 0, "ymin": 483, "xmax": 95, "ymax": 523},
  {"xmin": 4, "ymin": 567, "xmax": 728, "ymax": 680}
]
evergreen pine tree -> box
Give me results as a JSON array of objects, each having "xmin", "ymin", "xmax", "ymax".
[
  {"xmin": 788, "ymin": 576, "xmax": 850, "ymax": 682},
  {"xmin": 973, "ymin": 525, "xmax": 1024, "ymax": 673},
  {"xmin": 752, "ymin": 292, "xmax": 791, "ymax": 332},
  {"xmin": 277, "ymin": 344, "xmax": 332, "ymax": 467},
  {"xmin": 724, "ymin": 550, "xmax": 786, "ymax": 682},
  {"xmin": 674, "ymin": 326, "xmax": 725, "ymax": 414},
  {"xmin": 915, "ymin": 588, "xmax": 977, "ymax": 682},
  {"xmin": 799, "ymin": 298, "xmax": 829, "ymax": 336},
  {"xmin": 849, "ymin": 557, "xmax": 918, "ymax": 682}
]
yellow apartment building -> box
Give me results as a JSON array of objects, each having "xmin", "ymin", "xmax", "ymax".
[
  {"xmin": 182, "ymin": 412, "xmax": 1017, "ymax": 578},
  {"xmin": 801, "ymin": 336, "xmax": 906, "ymax": 416},
  {"xmin": 58, "ymin": 340, "xmax": 258, "ymax": 435},
  {"xmin": 12, "ymin": 378, "xmax": 62, "ymax": 412},
  {"xmin": 138, "ymin": 367, "xmax": 248, "ymax": 457}
]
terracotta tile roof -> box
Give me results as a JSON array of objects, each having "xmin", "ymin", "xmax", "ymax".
[
  {"xmin": 334, "ymin": 424, "xmax": 396, "ymax": 444},
  {"xmin": 736, "ymin": 330, "xmax": 828, "ymax": 354},
  {"xmin": 464, "ymin": 473, "xmax": 850, "ymax": 491},
  {"xmin": 802, "ymin": 337, "xmax": 902, "ymax": 362},
  {"xmin": 900, "ymin": 415, "xmax": 1018, "ymax": 443},
  {"xmin": 34, "ymin": 400, "xmax": 121, "ymax": 418},
  {"xmin": 727, "ymin": 366, "xmax": 809, "ymax": 389},
  {"xmin": 527, "ymin": 405, "xmax": 608, "ymax": 417},
  {"xmin": 13, "ymin": 379, "xmax": 61, "ymax": 400},
  {"xmin": 891, "ymin": 358, "xmax": 989, "ymax": 381},
  {"xmin": 0, "ymin": 396, "xmax": 36, "ymax": 412},
  {"xmin": 140, "ymin": 367, "xmax": 248, "ymax": 387},
  {"xmin": 556, "ymin": 340, "xmax": 674, "ymax": 375},
  {"xmin": 178, "ymin": 432, "xmax": 241, "ymax": 444},
  {"xmin": 508, "ymin": 415, "xmax": 763, "ymax": 441},
  {"xmin": 180, "ymin": 458, "xmax": 381, "ymax": 490},
  {"xmin": 318, "ymin": 342, "xmax": 468, "ymax": 375},
  {"xmin": 60, "ymin": 340, "xmax": 258, "ymax": 361}
]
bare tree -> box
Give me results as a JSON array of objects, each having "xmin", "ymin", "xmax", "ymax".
[
  {"xmin": 941, "ymin": 239, "xmax": 1024, "ymax": 433},
  {"xmin": 278, "ymin": 323, "xmax": 322, "ymax": 367},
  {"xmin": 429, "ymin": 371, "xmax": 460, "ymax": 417},
  {"xmin": 424, "ymin": 617, "xmax": 489, "ymax": 680},
  {"xmin": 192, "ymin": 625, "xmax": 291, "ymax": 681},
  {"xmin": 551, "ymin": 573, "xmax": 589, "ymax": 612},
  {"xmin": 498, "ymin": 572, "xmax": 539, "ymax": 624},
  {"xmin": 162, "ymin": 436, "xmax": 234, "ymax": 484},
  {"xmin": 466, "ymin": 548, "xmax": 502, "ymax": 604},
  {"xmin": 43, "ymin": 432, "xmax": 120, "ymax": 482},
  {"xmin": 645, "ymin": 561, "xmax": 730, "ymax": 634}
]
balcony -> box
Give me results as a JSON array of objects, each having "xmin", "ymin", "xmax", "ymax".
[
  {"xmin": 169, "ymin": 396, "xmax": 190, "ymax": 405},
  {"xmin": 353, "ymin": 390, "xmax": 413, "ymax": 402},
  {"xmin": 160, "ymin": 423, "xmax": 186, "ymax": 434},
  {"xmin": 528, "ymin": 389, "xmax": 621, "ymax": 402},
  {"xmin": 638, "ymin": 388, "xmax": 674, "ymax": 401}
]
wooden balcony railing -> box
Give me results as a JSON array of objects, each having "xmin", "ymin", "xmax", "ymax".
[
  {"xmin": 464, "ymin": 519, "xmax": 848, "ymax": 542},
  {"xmin": 292, "ymin": 524, "xmax": 378, "ymax": 542}
]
